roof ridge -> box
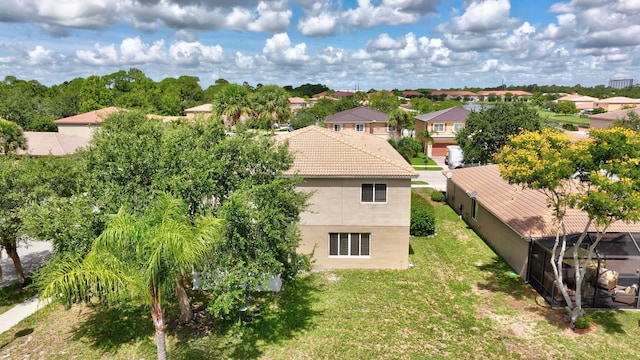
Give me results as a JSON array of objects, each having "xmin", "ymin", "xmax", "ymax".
[{"xmin": 317, "ymin": 127, "xmax": 417, "ymax": 175}]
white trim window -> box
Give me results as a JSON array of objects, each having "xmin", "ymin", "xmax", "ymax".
[
  {"xmin": 355, "ymin": 124, "xmax": 365, "ymax": 132},
  {"xmin": 333, "ymin": 124, "xmax": 343, "ymax": 131},
  {"xmin": 329, "ymin": 233, "xmax": 371, "ymax": 257},
  {"xmin": 387, "ymin": 125, "xmax": 397, "ymax": 132},
  {"xmin": 432, "ymin": 123, "xmax": 445, "ymax": 132},
  {"xmin": 453, "ymin": 123, "xmax": 464, "ymax": 132},
  {"xmin": 361, "ymin": 183, "xmax": 387, "ymax": 203}
]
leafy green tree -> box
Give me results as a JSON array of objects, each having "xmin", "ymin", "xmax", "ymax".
[
  {"xmin": 368, "ymin": 91, "xmax": 400, "ymax": 113},
  {"xmin": 613, "ymin": 110, "xmax": 640, "ymax": 132},
  {"xmin": 388, "ymin": 108, "xmax": 413, "ymax": 135},
  {"xmin": 251, "ymin": 85, "xmax": 292, "ymax": 134},
  {"xmin": 456, "ymin": 103, "xmax": 543, "ymax": 164},
  {"xmin": 496, "ymin": 127, "xmax": 640, "ymax": 327},
  {"xmin": 0, "ymin": 155, "xmax": 80, "ymax": 286},
  {"xmin": 41, "ymin": 194, "xmax": 224, "ymax": 360},
  {"xmin": 388, "ymin": 136, "xmax": 422, "ymax": 161},
  {"xmin": 0, "ymin": 117, "xmax": 26, "ymax": 154},
  {"xmin": 212, "ymin": 83, "xmax": 253, "ymax": 129},
  {"xmin": 554, "ymin": 101, "xmax": 579, "ymax": 115}
]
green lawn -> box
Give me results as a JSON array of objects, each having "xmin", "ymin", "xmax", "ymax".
[
  {"xmin": 0, "ymin": 279, "xmax": 37, "ymax": 315},
  {"xmin": 2, "ymin": 193, "xmax": 640, "ymax": 359},
  {"xmin": 537, "ymin": 108, "xmax": 590, "ymax": 127}
]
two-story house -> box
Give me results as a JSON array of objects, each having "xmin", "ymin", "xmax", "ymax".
[
  {"xmin": 54, "ymin": 106, "xmax": 126, "ymax": 139},
  {"xmin": 414, "ymin": 107, "xmax": 470, "ymax": 157},
  {"xmin": 325, "ymin": 106, "xmax": 397, "ymax": 139},
  {"xmin": 276, "ymin": 126, "xmax": 418, "ymax": 269}
]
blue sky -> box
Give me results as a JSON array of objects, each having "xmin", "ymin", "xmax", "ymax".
[{"xmin": 0, "ymin": 0, "xmax": 639, "ymax": 90}]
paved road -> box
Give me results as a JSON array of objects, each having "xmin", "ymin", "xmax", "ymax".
[{"xmin": 413, "ymin": 156, "xmax": 448, "ymax": 191}]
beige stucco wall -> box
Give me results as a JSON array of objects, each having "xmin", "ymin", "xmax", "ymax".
[
  {"xmin": 589, "ymin": 118, "xmax": 612, "ymax": 129},
  {"xmin": 56, "ymin": 124, "xmax": 96, "ymax": 139},
  {"xmin": 296, "ymin": 177, "xmax": 412, "ymax": 269},
  {"xmin": 298, "ymin": 225, "xmax": 410, "ymax": 269},
  {"xmin": 446, "ymin": 180, "xmax": 530, "ymax": 277}
]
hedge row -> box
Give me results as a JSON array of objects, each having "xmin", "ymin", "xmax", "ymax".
[{"xmin": 410, "ymin": 192, "xmax": 436, "ymax": 236}]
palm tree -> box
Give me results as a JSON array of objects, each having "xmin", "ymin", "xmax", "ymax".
[
  {"xmin": 252, "ymin": 85, "xmax": 292, "ymax": 135},
  {"xmin": 211, "ymin": 84, "xmax": 253, "ymax": 129},
  {"xmin": 41, "ymin": 194, "xmax": 224, "ymax": 360},
  {"xmin": 416, "ymin": 129, "xmax": 434, "ymax": 156},
  {"xmin": 387, "ymin": 108, "xmax": 413, "ymax": 137},
  {"xmin": 0, "ymin": 117, "xmax": 27, "ymax": 154}
]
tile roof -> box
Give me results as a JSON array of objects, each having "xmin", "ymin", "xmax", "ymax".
[
  {"xmin": 476, "ymin": 90, "xmax": 532, "ymax": 96},
  {"xmin": 415, "ymin": 107, "xmax": 470, "ymax": 123},
  {"xmin": 185, "ymin": 104, "xmax": 214, "ymax": 112},
  {"xmin": 589, "ymin": 107, "xmax": 640, "ymax": 121},
  {"xmin": 445, "ymin": 165, "xmax": 640, "ymax": 238},
  {"xmin": 276, "ymin": 126, "xmax": 418, "ymax": 178},
  {"xmin": 288, "ymin": 97, "xmax": 307, "ymax": 104},
  {"xmin": 429, "ymin": 90, "xmax": 478, "ymax": 96},
  {"xmin": 596, "ymin": 96, "xmax": 640, "ymax": 104},
  {"xmin": 54, "ymin": 107, "xmax": 126, "ymax": 125},
  {"xmin": 325, "ymin": 106, "xmax": 389, "ymax": 123},
  {"xmin": 20, "ymin": 132, "xmax": 90, "ymax": 156}
]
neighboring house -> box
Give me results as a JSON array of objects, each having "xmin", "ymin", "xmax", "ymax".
[
  {"xmin": 184, "ymin": 104, "xmax": 214, "ymax": 118},
  {"xmin": 444, "ymin": 165, "xmax": 640, "ymax": 308},
  {"xmin": 414, "ymin": 107, "xmax": 470, "ymax": 157},
  {"xmin": 313, "ymin": 91, "xmax": 355, "ymax": 99},
  {"xmin": 555, "ymin": 94, "xmax": 598, "ymax": 111},
  {"xmin": 54, "ymin": 106, "xmax": 126, "ymax": 139},
  {"xmin": 476, "ymin": 90, "xmax": 532, "ymax": 101},
  {"xmin": 401, "ymin": 90, "xmax": 424, "ymax": 98},
  {"xmin": 589, "ymin": 107, "xmax": 640, "ymax": 129},
  {"xmin": 325, "ymin": 106, "xmax": 395, "ymax": 139},
  {"xmin": 276, "ymin": 126, "xmax": 418, "ymax": 269},
  {"xmin": 19, "ymin": 132, "xmax": 90, "ymax": 156},
  {"xmin": 593, "ymin": 97, "xmax": 640, "ymax": 112},
  {"xmin": 429, "ymin": 90, "xmax": 479, "ymax": 101},
  {"xmin": 288, "ymin": 97, "xmax": 308, "ymax": 113}
]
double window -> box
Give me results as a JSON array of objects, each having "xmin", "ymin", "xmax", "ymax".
[
  {"xmin": 361, "ymin": 183, "xmax": 387, "ymax": 203},
  {"xmin": 355, "ymin": 124, "xmax": 365, "ymax": 132},
  {"xmin": 387, "ymin": 125, "xmax": 397, "ymax": 132},
  {"xmin": 432, "ymin": 123, "xmax": 445, "ymax": 132},
  {"xmin": 329, "ymin": 233, "xmax": 371, "ymax": 257},
  {"xmin": 453, "ymin": 123, "xmax": 464, "ymax": 132},
  {"xmin": 333, "ymin": 124, "xmax": 343, "ymax": 131}
]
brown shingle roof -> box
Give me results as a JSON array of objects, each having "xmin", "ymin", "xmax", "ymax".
[
  {"xmin": 445, "ymin": 165, "xmax": 640, "ymax": 238},
  {"xmin": 54, "ymin": 107, "xmax": 126, "ymax": 125},
  {"xmin": 415, "ymin": 107, "xmax": 470, "ymax": 123},
  {"xmin": 589, "ymin": 108, "xmax": 640, "ymax": 121},
  {"xmin": 276, "ymin": 126, "xmax": 418, "ymax": 178},
  {"xmin": 325, "ymin": 106, "xmax": 389, "ymax": 123}
]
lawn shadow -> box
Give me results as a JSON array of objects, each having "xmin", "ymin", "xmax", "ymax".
[
  {"xmin": 172, "ymin": 273, "xmax": 323, "ymax": 359},
  {"xmin": 476, "ymin": 256, "xmax": 532, "ymax": 301},
  {"xmin": 69, "ymin": 303, "xmax": 155, "ymax": 353}
]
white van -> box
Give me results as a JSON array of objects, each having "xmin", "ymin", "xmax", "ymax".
[{"xmin": 445, "ymin": 145, "xmax": 464, "ymax": 169}]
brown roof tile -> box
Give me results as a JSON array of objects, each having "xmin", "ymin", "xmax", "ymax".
[
  {"xmin": 54, "ymin": 107, "xmax": 126, "ymax": 125},
  {"xmin": 276, "ymin": 126, "xmax": 418, "ymax": 178},
  {"xmin": 325, "ymin": 106, "xmax": 389, "ymax": 123},
  {"xmin": 445, "ymin": 165, "xmax": 640, "ymax": 238}
]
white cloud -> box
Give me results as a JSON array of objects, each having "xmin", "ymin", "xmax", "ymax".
[
  {"xmin": 367, "ymin": 33, "xmax": 405, "ymax": 51},
  {"xmin": 76, "ymin": 44, "xmax": 119, "ymax": 66},
  {"xmin": 27, "ymin": 45, "xmax": 56, "ymax": 65},
  {"xmin": 297, "ymin": 12, "xmax": 338, "ymax": 37},
  {"xmin": 262, "ymin": 33, "xmax": 310, "ymax": 64},
  {"xmin": 448, "ymin": 0, "xmax": 518, "ymax": 33}
]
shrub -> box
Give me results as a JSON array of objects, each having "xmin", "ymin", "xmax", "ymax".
[
  {"xmin": 411, "ymin": 193, "xmax": 435, "ymax": 236},
  {"xmin": 561, "ymin": 123, "xmax": 578, "ymax": 131},
  {"xmin": 574, "ymin": 316, "xmax": 592, "ymax": 329},
  {"xmin": 430, "ymin": 191, "xmax": 446, "ymax": 202}
]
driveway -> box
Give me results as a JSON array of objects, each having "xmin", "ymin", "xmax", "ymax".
[{"xmin": 413, "ymin": 156, "xmax": 448, "ymax": 191}]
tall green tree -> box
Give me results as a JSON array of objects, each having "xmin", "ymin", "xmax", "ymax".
[
  {"xmin": 613, "ymin": 110, "xmax": 640, "ymax": 132},
  {"xmin": 251, "ymin": 85, "xmax": 292, "ymax": 134},
  {"xmin": 387, "ymin": 108, "xmax": 414, "ymax": 136},
  {"xmin": 41, "ymin": 194, "xmax": 224, "ymax": 360},
  {"xmin": 456, "ymin": 103, "xmax": 543, "ymax": 164},
  {"xmin": 0, "ymin": 155, "xmax": 80, "ymax": 286},
  {"xmin": 211, "ymin": 83, "xmax": 253, "ymax": 129},
  {"xmin": 368, "ymin": 91, "xmax": 401, "ymax": 113},
  {"xmin": 496, "ymin": 127, "xmax": 640, "ymax": 327},
  {"xmin": 0, "ymin": 117, "xmax": 26, "ymax": 154},
  {"xmin": 554, "ymin": 101, "xmax": 579, "ymax": 115}
]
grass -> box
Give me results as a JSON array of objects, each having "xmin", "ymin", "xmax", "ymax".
[
  {"xmin": 411, "ymin": 180, "xmax": 429, "ymax": 185},
  {"xmin": 0, "ymin": 279, "xmax": 37, "ymax": 315},
  {"xmin": 2, "ymin": 193, "xmax": 640, "ymax": 359},
  {"xmin": 411, "ymin": 153, "xmax": 443, "ymax": 171},
  {"xmin": 537, "ymin": 109, "xmax": 590, "ymax": 127}
]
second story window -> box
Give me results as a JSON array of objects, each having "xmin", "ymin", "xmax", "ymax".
[
  {"xmin": 453, "ymin": 123, "xmax": 464, "ymax": 132},
  {"xmin": 432, "ymin": 123, "xmax": 445, "ymax": 132},
  {"xmin": 333, "ymin": 124, "xmax": 343, "ymax": 132},
  {"xmin": 355, "ymin": 124, "xmax": 365, "ymax": 132},
  {"xmin": 361, "ymin": 183, "xmax": 387, "ymax": 203}
]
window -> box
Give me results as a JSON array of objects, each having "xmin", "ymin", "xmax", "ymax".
[
  {"xmin": 355, "ymin": 124, "xmax": 365, "ymax": 132},
  {"xmin": 471, "ymin": 198, "xmax": 478, "ymax": 220},
  {"xmin": 361, "ymin": 183, "xmax": 387, "ymax": 203},
  {"xmin": 333, "ymin": 124, "xmax": 343, "ymax": 131},
  {"xmin": 329, "ymin": 233, "xmax": 370, "ymax": 257},
  {"xmin": 453, "ymin": 123, "xmax": 464, "ymax": 132},
  {"xmin": 432, "ymin": 123, "xmax": 445, "ymax": 132},
  {"xmin": 387, "ymin": 125, "xmax": 396, "ymax": 132}
]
